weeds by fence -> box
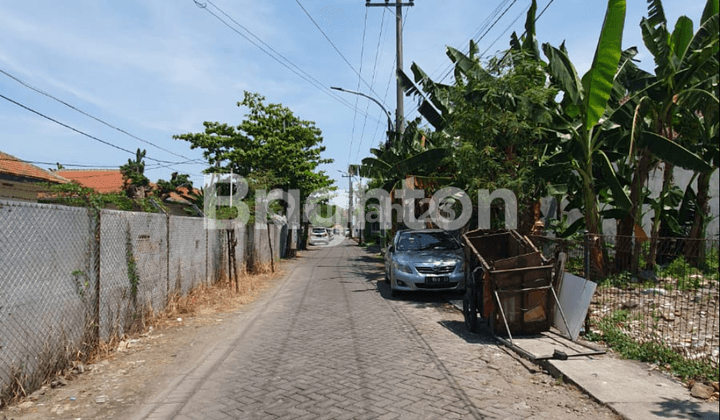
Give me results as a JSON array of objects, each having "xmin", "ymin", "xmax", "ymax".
[
  {"xmin": 0, "ymin": 199, "xmax": 287, "ymax": 406},
  {"xmin": 529, "ymin": 233, "xmax": 719, "ymax": 379}
]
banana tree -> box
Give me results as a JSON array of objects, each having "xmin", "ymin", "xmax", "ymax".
[
  {"xmin": 541, "ymin": 0, "xmax": 628, "ymax": 277},
  {"xmin": 671, "ymin": 0, "xmax": 719, "ymax": 249},
  {"xmin": 675, "ymin": 78, "xmax": 719, "ymax": 262},
  {"xmin": 397, "ymin": 0, "xmax": 543, "ymax": 133},
  {"xmin": 357, "ymin": 119, "xmax": 448, "ymax": 192},
  {"xmin": 630, "ymin": 0, "xmax": 718, "ymax": 265}
]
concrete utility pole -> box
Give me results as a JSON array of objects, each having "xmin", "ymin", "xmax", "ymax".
[
  {"xmin": 339, "ymin": 169, "xmax": 354, "ymax": 239},
  {"xmin": 366, "ymin": 0, "xmax": 414, "ymax": 136}
]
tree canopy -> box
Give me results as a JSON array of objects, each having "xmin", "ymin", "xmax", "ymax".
[{"xmin": 174, "ymin": 91, "xmax": 334, "ymax": 220}]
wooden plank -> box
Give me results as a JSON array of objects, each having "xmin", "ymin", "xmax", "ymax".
[
  {"xmin": 493, "ymin": 251, "xmax": 542, "ymax": 270},
  {"xmin": 490, "ymin": 265, "xmax": 553, "ymax": 276}
]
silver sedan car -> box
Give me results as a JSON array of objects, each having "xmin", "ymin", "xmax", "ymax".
[{"xmin": 384, "ymin": 229, "xmax": 466, "ymax": 297}]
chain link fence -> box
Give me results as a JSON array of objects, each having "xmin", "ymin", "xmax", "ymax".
[
  {"xmin": 169, "ymin": 216, "xmax": 207, "ymax": 295},
  {"xmin": 0, "ymin": 201, "xmax": 96, "ymax": 403},
  {"xmin": 529, "ymin": 233, "xmax": 719, "ymax": 367},
  {"xmin": 99, "ymin": 210, "xmax": 168, "ymax": 339},
  {"xmin": 0, "ymin": 199, "xmax": 289, "ymax": 405}
]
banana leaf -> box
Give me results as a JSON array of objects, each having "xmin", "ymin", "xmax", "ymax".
[
  {"xmin": 581, "ymin": 0, "xmax": 626, "ymax": 131},
  {"xmin": 640, "ymin": 132, "xmax": 713, "ymax": 172}
]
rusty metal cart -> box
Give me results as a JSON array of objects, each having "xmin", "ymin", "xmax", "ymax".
[{"xmin": 461, "ymin": 229, "xmax": 604, "ymax": 361}]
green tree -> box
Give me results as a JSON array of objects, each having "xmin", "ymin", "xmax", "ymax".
[
  {"xmin": 637, "ymin": 0, "xmax": 717, "ymax": 251},
  {"xmin": 395, "ymin": 1, "xmax": 557, "ymax": 234},
  {"xmin": 446, "ymin": 43, "xmax": 556, "ymax": 233},
  {"xmin": 174, "ymin": 92, "xmax": 334, "ymax": 245},
  {"xmin": 156, "ymin": 172, "xmax": 193, "ymax": 200},
  {"xmin": 120, "ymin": 148, "xmax": 150, "ymax": 199},
  {"xmin": 611, "ymin": 0, "xmax": 717, "ymax": 268},
  {"xmin": 357, "ymin": 119, "xmax": 448, "ymax": 192}
]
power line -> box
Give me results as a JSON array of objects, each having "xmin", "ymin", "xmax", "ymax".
[
  {"xmin": 425, "ymin": 0, "xmax": 511, "ymax": 84},
  {"xmin": 0, "ymin": 158, "xmax": 200, "ymax": 181},
  {"xmin": 0, "ymin": 68, "xmax": 204, "ymax": 164},
  {"xmin": 353, "ymin": 7, "xmax": 387, "ymax": 165},
  {"xmin": 0, "ymin": 93, "xmax": 187, "ymax": 166},
  {"xmin": 438, "ymin": 0, "xmax": 518, "ymax": 83},
  {"xmin": 490, "ymin": 0, "xmax": 555, "ymax": 70},
  {"xmin": 467, "ymin": 1, "xmax": 513, "ymax": 48},
  {"xmin": 295, "ymin": 0, "xmax": 390, "ymax": 110},
  {"xmin": 404, "ymin": 0, "xmax": 522, "ymax": 121},
  {"xmin": 404, "ymin": 0, "xmax": 555, "ymax": 124},
  {"xmin": 0, "ymin": 158, "xmax": 119, "ymax": 169},
  {"xmin": 357, "ymin": 6, "xmax": 406, "ymax": 161},
  {"xmin": 480, "ymin": 4, "xmax": 529, "ymax": 59},
  {"xmin": 347, "ymin": 8, "xmax": 370, "ymax": 170},
  {"xmin": 192, "ymin": 0, "xmax": 381, "ymax": 125}
]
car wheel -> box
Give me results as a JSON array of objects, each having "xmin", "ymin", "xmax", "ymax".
[
  {"xmin": 463, "ymin": 285, "xmax": 479, "ymax": 333},
  {"xmin": 384, "ymin": 267, "xmax": 390, "ymax": 283}
]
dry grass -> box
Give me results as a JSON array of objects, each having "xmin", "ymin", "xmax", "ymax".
[{"xmin": 152, "ymin": 263, "xmax": 281, "ymax": 328}]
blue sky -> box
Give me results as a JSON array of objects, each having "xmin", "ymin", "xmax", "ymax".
[{"xmin": 0, "ymin": 0, "xmax": 706, "ymax": 205}]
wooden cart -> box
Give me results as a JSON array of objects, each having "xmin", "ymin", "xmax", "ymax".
[
  {"xmin": 461, "ymin": 229, "xmax": 605, "ymax": 361},
  {"xmin": 462, "ymin": 229, "xmax": 562, "ymax": 335}
]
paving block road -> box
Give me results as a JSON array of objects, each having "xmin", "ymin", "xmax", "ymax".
[{"xmin": 131, "ymin": 240, "xmax": 617, "ymax": 420}]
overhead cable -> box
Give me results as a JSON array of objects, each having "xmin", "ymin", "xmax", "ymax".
[
  {"xmin": 404, "ymin": 0, "xmax": 555, "ymax": 123},
  {"xmin": 347, "ymin": 8, "xmax": 370, "ymax": 170},
  {"xmin": 0, "ymin": 93, "xmax": 185, "ymax": 166},
  {"xmin": 192, "ymin": 0, "xmax": 380, "ymax": 124},
  {"xmin": 0, "ymin": 68, "xmax": 203, "ymax": 164},
  {"xmin": 353, "ymin": 7, "xmax": 387, "ymax": 165},
  {"xmin": 438, "ymin": 0, "xmax": 518, "ymax": 83},
  {"xmin": 295, "ymin": 0, "xmax": 390, "ymax": 110}
]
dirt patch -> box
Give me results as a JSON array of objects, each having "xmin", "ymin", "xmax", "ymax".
[{"xmin": 0, "ymin": 262, "xmax": 285, "ymax": 420}]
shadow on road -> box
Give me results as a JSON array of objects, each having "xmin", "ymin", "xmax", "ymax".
[
  {"xmin": 652, "ymin": 398, "xmax": 719, "ymax": 420},
  {"xmin": 353, "ymin": 255, "xmax": 384, "ymax": 265},
  {"xmin": 347, "ymin": 246, "xmax": 384, "ymax": 283},
  {"xmin": 437, "ymin": 320, "xmax": 496, "ymax": 345},
  {"xmin": 373, "ymin": 277, "xmax": 464, "ymax": 305}
]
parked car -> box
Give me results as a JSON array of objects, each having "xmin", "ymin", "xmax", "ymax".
[
  {"xmin": 309, "ymin": 227, "xmax": 330, "ymax": 245},
  {"xmin": 384, "ymin": 229, "xmax": 465, "ymax": 297}
]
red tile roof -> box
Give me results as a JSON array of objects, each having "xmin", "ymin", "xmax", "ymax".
[
  {"xmin": 166, "ymin": 186, "xmax": 201, "ymax": 204},
  {"xmin": 56, "ymin": 169, "xmax": 125, "ymax": 193},
  {"xmin": 0, "ymin": 151, "xmax": 71, "ymax": 184}
]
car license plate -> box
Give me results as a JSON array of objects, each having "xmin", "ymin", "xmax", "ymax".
[{"xmin": 426, "ymin": 276, "xmax": 449, "ymax": 285}]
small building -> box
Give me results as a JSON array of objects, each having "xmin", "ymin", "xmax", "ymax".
[{"xmin": 0, "ymin": 151, "xmax": 70, "ymax": 201}]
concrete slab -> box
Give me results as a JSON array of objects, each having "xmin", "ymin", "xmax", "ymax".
[
  {"xmin": 508, "ymin": 332, "xmax": 599, "ymax": 358},
  {"xmin": 546, "ymin": 357, "xmax": 719, "ymax": 420}
]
